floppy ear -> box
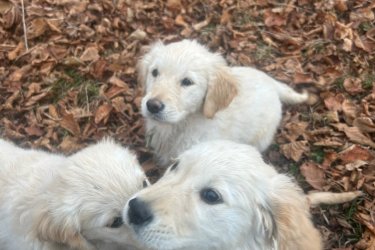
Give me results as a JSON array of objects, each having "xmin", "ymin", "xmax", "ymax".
[
  {"xmin": 32, "ymin": 207, "xmax": 95, "ymax": 250},
  {"xmin": 136, "ymin": 40, "xmax": 164, "ymax": 88},
  {"xmin": 256, "ymin": 203, "xmax": 278, "ymax": 245},
  {"xmin": 203, "ymin": 67, "xmax": 238, "ymax": 118}
]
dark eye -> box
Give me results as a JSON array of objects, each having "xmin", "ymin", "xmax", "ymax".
[
  {"xmin": 181, "ymin": 78, "xmax": 193, "ymax": 86},
  {"xmin": 109, "ymin": 216, "xmax": 123, "ymax": 228},
  {"xmin": 200, "ymin": 188, "xmax": 223, "ymax": 205},
  {"xmin": 152, "ymin": 68, "xmax": 159, "ymax": 77},
  {"xmin": 170, "ymin": 161, "xmax": 179, "ymax": 171},
  {"xmin": 143, "ymin": 179, "xmax": 149, "ymax": 188}
]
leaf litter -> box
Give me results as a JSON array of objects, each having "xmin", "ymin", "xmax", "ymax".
[{"xmin": 0, "ymin": 0, "xmax": 374, "ymax": 249}]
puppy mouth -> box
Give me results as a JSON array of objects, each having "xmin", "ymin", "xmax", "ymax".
[{"xmin": 148, "ymin": 113, "xmax": 166, "ymax": 122}]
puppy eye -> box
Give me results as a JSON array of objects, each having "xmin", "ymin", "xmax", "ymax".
[
  {"xmin": 181, "ymin": 78, "xmax": 193, "ymax": 86},
  {"xmin": 200, "ymin": 188, "xmax": 223, "ymax": 205},
  {"xmin": 152, "ymin": 68, "xmax": 159, "ymax": 77},
  {"xmin": 109, "ymin": 216, "xmax": 123, "ymax": 228},
  {"xmin": 143, "ymin": 179, "xmax": 149, "ymax": 188},
  {"xmin": 170, "ymin": 161, "xmax": 179, "ymax": 171}
]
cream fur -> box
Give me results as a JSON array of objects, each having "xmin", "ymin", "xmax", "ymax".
[
  {"xmin": 124, "ymin": 140, "xmax": 361, "ymax": 250},
  {"xmin": 0, "ymin": 138, "xmax": 146, "ymax": 250},
  {"xmin": 138, "ymin": 39, "xmax": 308, "ymax": 166}
]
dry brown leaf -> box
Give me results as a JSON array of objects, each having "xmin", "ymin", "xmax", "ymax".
[
  {"xmin": 353, "ymin": 117, "xmax": 375, "ymax": 133},
  {"xmin": 300, "ymin": 162, "xmax": 326, "ymax": 190},
  {"xmin": 60, "ymin": 113, "xmax": 81, "ymax": 136},
  {"xmin": 58, "ymin": 136, "xmax": 83, "ymax": 154},
  {"xmin": 323, "ymin": 93, "xmax": 344, "ymax": 111},
  {"xmin": 28, "ymin": 18, "xmax": 48, "ymax": 39},
  {"xmin": 280, "ymin": 140, "xmax": 309, "ymax": 162},
  {"xmin": 333, "ymin": 123, "xmax": 375, "ymax": 148},
  {"xmin": 175, "ymin": 15, "xmax": 189, "ymax": 28},
  {"xmin": 220, "ymin": 9, "xmax": 231, "ymax": 25},
  {"xmin": 342, "ymin": 99, "xmax": 358, "ymax": 124},
  {"xmin": 343, "ymin": 78, "xmax": 364, "ymax": 95},
  {"xmin": 109, "ymin": 75, "xmax": 129, "ymax": 89},
  {"xmin": 111, "ymin": 96, "xmax": 127, "ymax": 113},
  {"xmin": 193, "ymin": 16, "xmax": 212, "ymax": 31},
  {"xmin": 339, "ymin": 144, "xmax": 374, "ymax": 165},
  {"xmin": 7, "ymin": 41, "xmax": 24, "ymax": 60},
  {"xmin": 166, "ymin": 0, "xmax": 182, "ymax": 10},
  {"xmin": 94, "ymin": 104, "xmax": 112, "ymax": 124},
  {"xmin": 24, "ymin": 125, "xmax": 44, "ymax": 137},
  {"xmin": 80, "ymin": 46, "xmax": 100, "ymax": 62},
  {"xmin": 264, "ymin": 9, "xmax": 287, "ymax": 27}
]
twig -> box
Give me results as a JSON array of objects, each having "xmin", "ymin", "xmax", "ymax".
[{"xmin": 20, "ymin": 0, "xmax": 29, "ymax": 51}]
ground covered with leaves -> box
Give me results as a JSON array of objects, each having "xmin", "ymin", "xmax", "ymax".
[{"xmin": 0, "ymin": 0, "xmax": 374, "ymax": 249}]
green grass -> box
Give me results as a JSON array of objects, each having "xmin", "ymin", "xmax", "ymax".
[
  {"xmin": 362, "ymin": 73, "xmax": 374, "ymax": 90},
  {"xmin": 333, "ymin": 76, "xmax": 345, "ymax": 89},
  {"xmin": 50, "ymin": 69, "xmax": 100, "ymax": 105},
  {"xmin": 288, "ymin": 162, "xmax": 300, "ymax": 177},
  {"xmin": 201, "ymin": 23, "xmax": 217, "ymax": 35},
  {"xmin": 341, "ymin": 199, "xmax": 364, "ymax": 244},
  {"xmin": 359, "ymin": 21, "xmax": 372, "ymax": 33},
  {"xmin": 254, "ymin": 43, "xmax": 276, "ymax": 61},
  {"xmin": 310, "ymin": 147, "xmax": 325, "ymax": 164}
]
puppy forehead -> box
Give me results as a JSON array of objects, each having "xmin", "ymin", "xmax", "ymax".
[{"xmin": 150, "ymin": 41, "xmax": 216, "ymax": 69}]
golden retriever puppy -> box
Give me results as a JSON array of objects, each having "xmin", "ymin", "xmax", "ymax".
[
  {"xmin": 138, "ymin": 39, "xmax": 308, "ymax": 165},
  {"xmin": 0, "ymin": 138, "xmax": 148, "ymax": 250},
  {"xmin": 124, "ymin": 140, "xmax": 362, "ymax": 250}
]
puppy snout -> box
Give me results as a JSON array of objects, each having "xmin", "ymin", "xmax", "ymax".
[
  {"xmin": 146, "ymin": 98, "xmax": 165, "ymax": 114},
  {"xmin": 128, "ymin": 197, "xmax": 153, "ymax": 226}
]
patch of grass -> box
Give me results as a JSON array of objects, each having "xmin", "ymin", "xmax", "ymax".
[
  {"xmin": 359, "ymin": 21, "xmax": 372, "ymax": 33},
  {"xmin": 342, "ymin": 200, "xmax": 364, "ymax": 244},
  {"xmin": 269, "ymin": 143, "xmax": 280, "ymax": 151},
  {"xmin": 254, "ymin": 43, "xmax": 276, "ymax": 61},
  {"xmin": 362, "ymin": 73, "xmax": 374, "ymax": 90},
  {"xmin": 333, "ymin": 76, "xmax": 345, "ymax": 89},
  {"xmin": 201, "ymin": 23, "xmax": 217, "ymax": 35},
  {"xmin": 310, "ymin": 147, "xmax": 325, "ymax": 164},
  {"xmin": 77, "ymin": 81, "xmax": 100, "ymax": 107},
  {"xmin": 288, "ymin": 163, "xmax": 300, "ymax": 177},
  {"xmin": 50, "ymin": 69, "xmax": 100, "ymax": 105}
]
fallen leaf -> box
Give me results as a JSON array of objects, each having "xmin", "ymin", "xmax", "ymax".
[
  {"xmin": 280, "ymin": 140, "xmax": 309, "ymax": 162},
  {"xmin": 300, "ymin": 162, "xmax": 326, "ymax": 190},
  {"xmin": 60, "ymin": 113, "xmax": 81, "ymax": 136},
  {"xmin": 80, "ymin": 46, "xmax": 100, "ymax": 62},
  {"xmin": 343, "ymin": 78, "xmax": 364, "ymax": 95},
  {"xmin": 353, "ymin": 117, "xmax": 375, "ymax": 133},
  {"xmin": 339, "ymin": 144, "xmax": 374, "ymax": 165},
  {"xmin": 332, "ymin": 123, "xmax": 375, "ymax": 148},
  {"xmin": 94, "ymin": 104, "xmax": 112, "ymax": 124}
]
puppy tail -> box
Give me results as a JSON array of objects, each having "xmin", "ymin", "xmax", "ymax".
[
  {"xmin": 274, "ymin": 81, "xmax": 308, "ymax": 104},
  {"xmin": 307, "ymin": 191, "xmax": 363, "ymax": 207}
]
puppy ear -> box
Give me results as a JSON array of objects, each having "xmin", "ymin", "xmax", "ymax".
[
  {"xmin": 32, "ymin": 209, "xmax": 95, "ymax": 250},
  {"xmin": 137, "ymin": 40, "xmax": 164, "ymax": 88},
  {"xmin": 256, "ymin": 204, "xmax": 278, "ymax": 244},
  {"xmin": 203, "ymin": 67, "xmax": 238, "ymax": 118}
]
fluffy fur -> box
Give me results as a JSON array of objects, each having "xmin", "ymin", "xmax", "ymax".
[
  {"xmin": 138, "ymin": 39, "xmax": 308, "ymax": 165},
  {"xmin": 0, "ymin": 138, "xmax": 147, "ymax": 250},
  {"xmin": 124, "ymin": 140, "xmax": 362, "ymax": 250}
]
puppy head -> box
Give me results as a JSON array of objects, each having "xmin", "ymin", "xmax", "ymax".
[
  {"xmin": 138, "ymin": 40, "xmax": 238, "ymax": 123},
  {"xmin": 124, "ymin": 140, "xmax": 284, "ymax": 250},
  {"xmin": 33, "ymin": 139, "xmax": 148, "ymax": 248}
]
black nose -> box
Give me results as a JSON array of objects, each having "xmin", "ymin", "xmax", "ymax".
[
  {"xmin": 128, "ymin": 198, "xmax": 153, "ymax": 226},
  {"xmin": 146, "ymin": 99, "xmax": 165, "ymax": 114}
]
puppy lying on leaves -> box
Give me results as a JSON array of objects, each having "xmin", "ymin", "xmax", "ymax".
[
  {"xmin": 124, "ymin": 140, "xmax": 362, "ymax": 250},
  {"xmin": 0, "ymin": 138, "xmax": 148, "ymax": 250}
]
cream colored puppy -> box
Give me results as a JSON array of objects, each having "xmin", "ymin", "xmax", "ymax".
[
  {"xmin": 0, "ymin": 138, "xmax": 148, "ymax": 250},
  {"xmin": 139, "ymin": 39, "xmax": 308, "ymax": 165},
  {"xmin": 124, "ymin": 140, "xmax": 362, "ymax": 250}
]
